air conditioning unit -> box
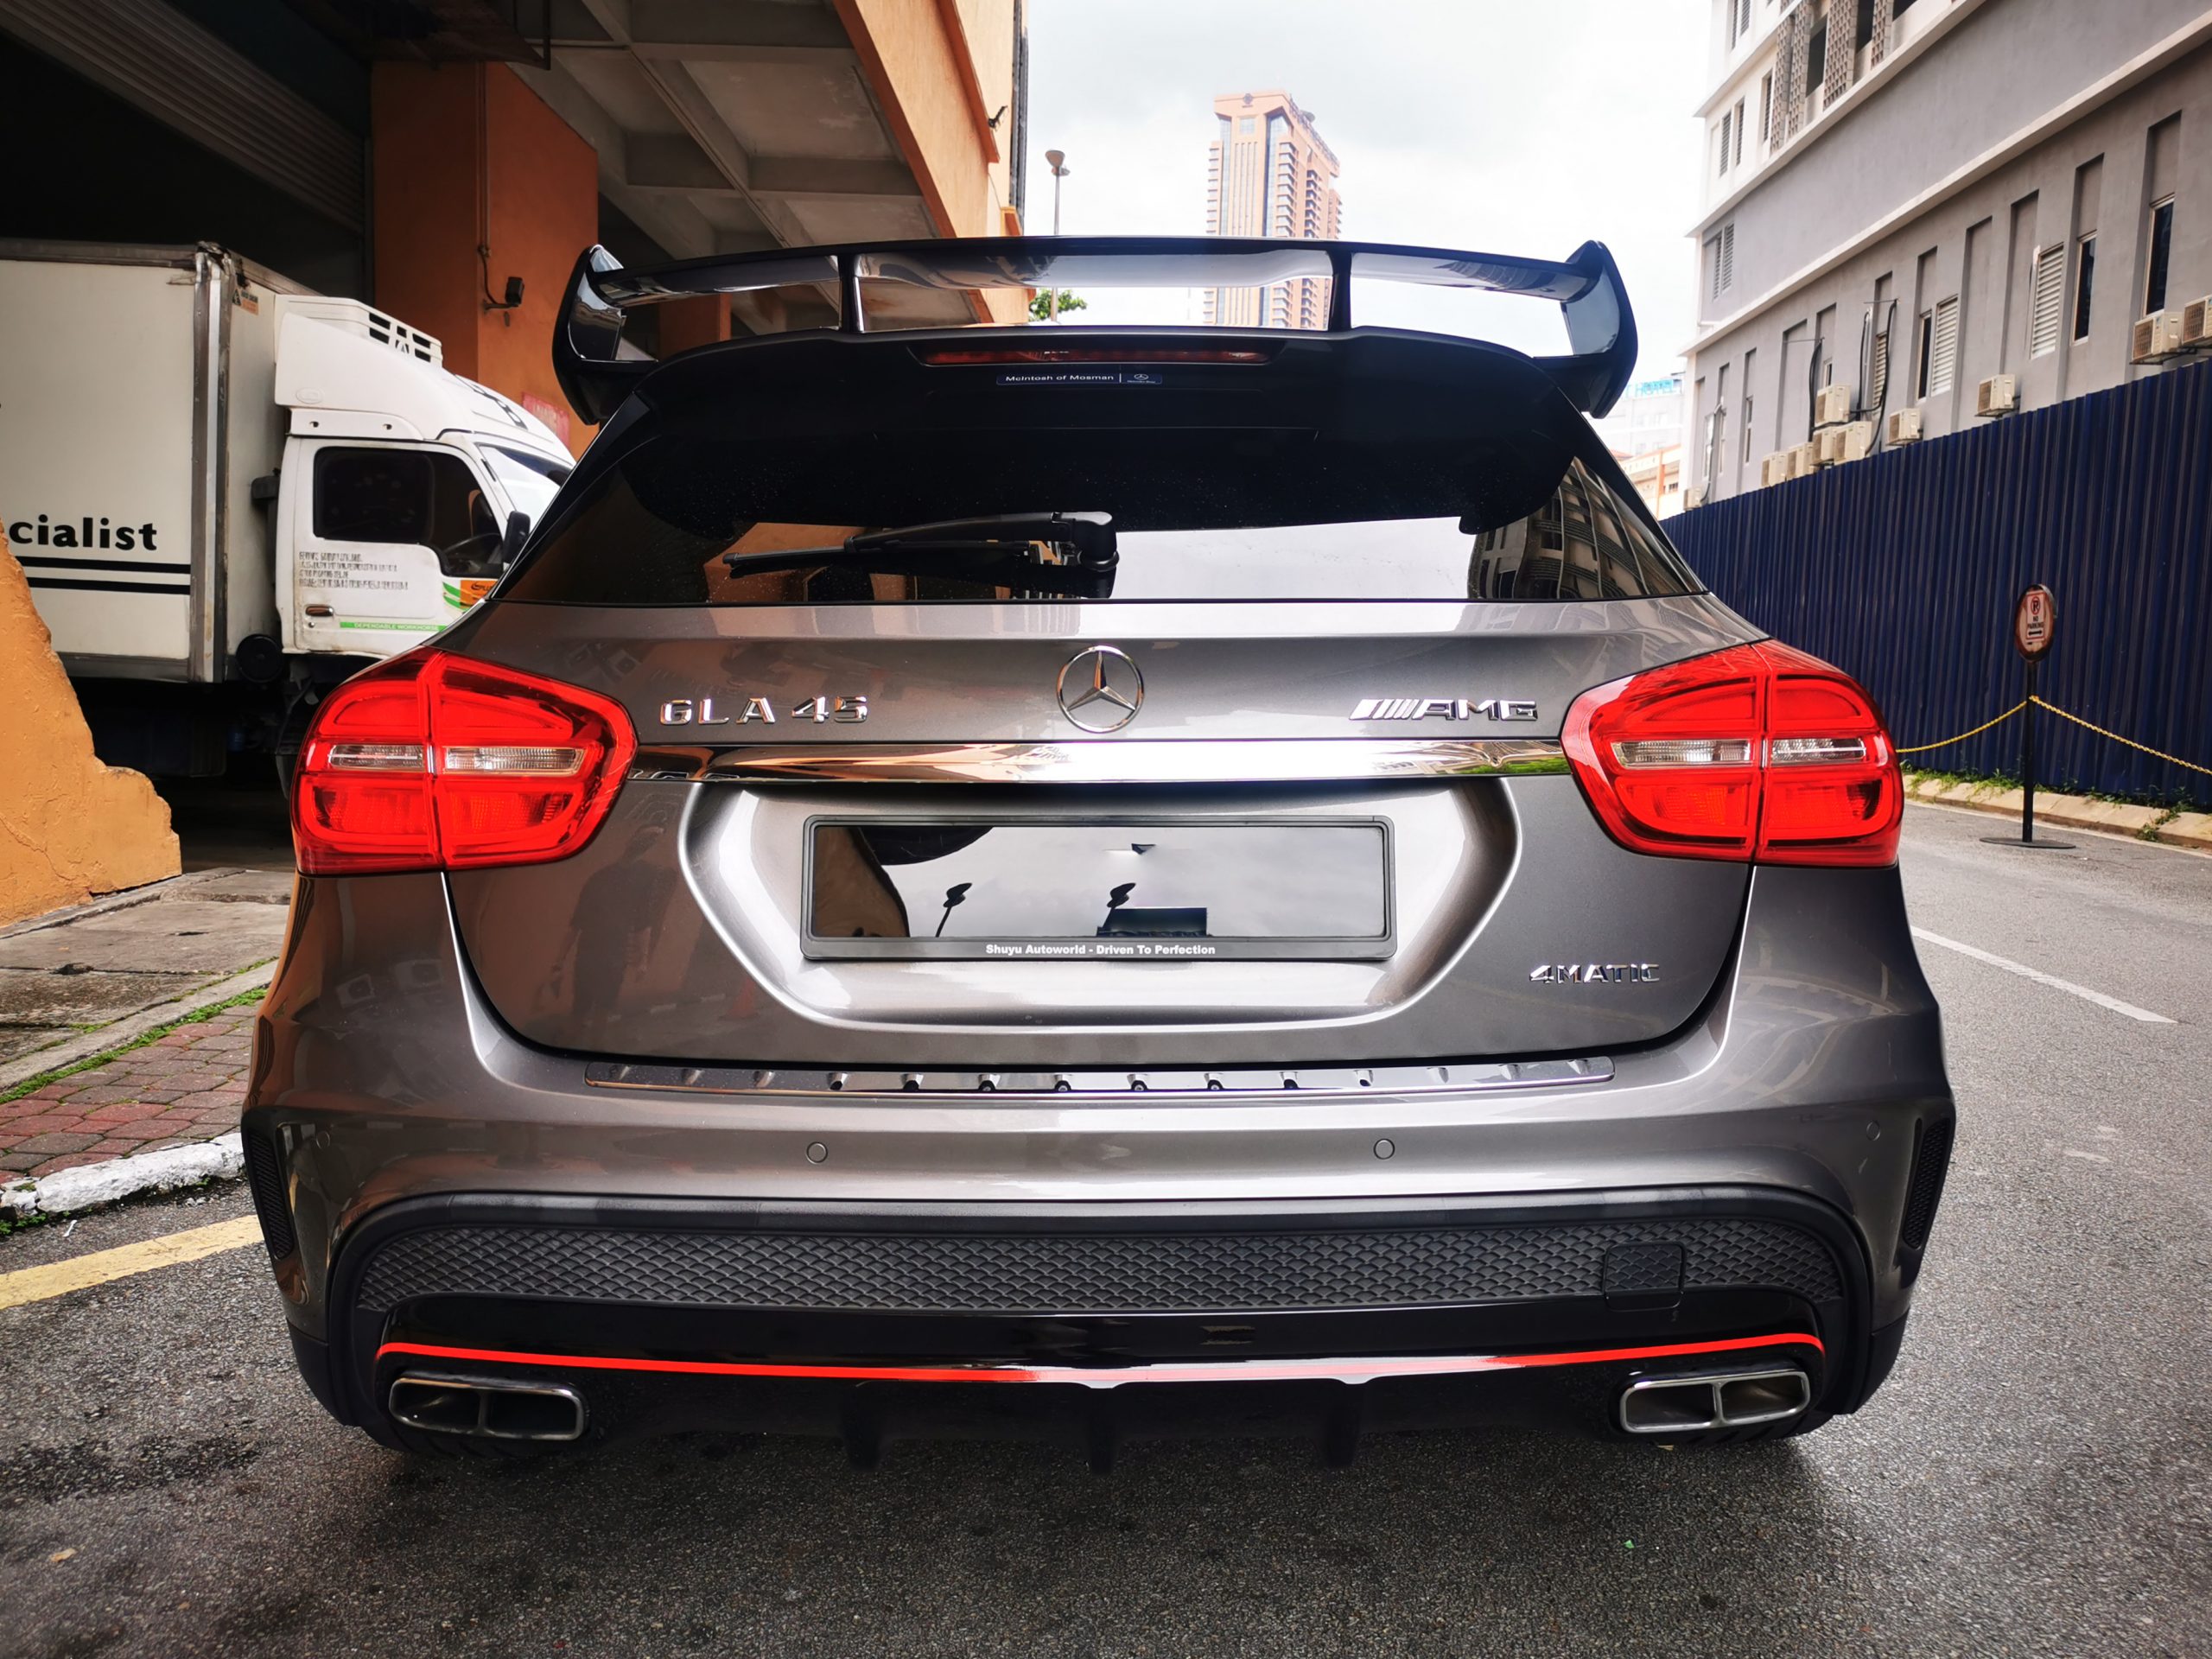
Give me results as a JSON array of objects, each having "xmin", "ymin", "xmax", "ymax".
[
  {"xmin": 2133, "ymin": 311, "xmax": 2185, "ymax": 363},
  {"xmin": 277, "ymin": 295, "xmax": 442, "ymax": 365},
  {"xmin": 1813, "ymin": 384, "xmax": 1855, "ymax": 428},
  {"xmin": 1975, "ymin": 374, "xmax": 2018, "ymax": 417},
  {"xmin": 1789, "ymin": 441, "xmax": 1820, "ymax": 477},
  {"xmin": 1813, "ymin": 427, "xmax": 1845, "ymax": 465},
  {"xmin": 1885, "ymin": 407, "xmax": 1923, "ymax": 445},
  {"xmin": 1838, "ymin": 420, "xmax": 1875, "ymax": 461},
  {"xmin": 2181, "ymin": 297, "xmax": 2212, "ymax": 350},
  {"xmin": 1761, "ymin": 451, "xmax": 1792, "ymax": 487}
]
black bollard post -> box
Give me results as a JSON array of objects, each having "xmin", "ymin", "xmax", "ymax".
[{"xmin": 1986, "ymin": 583, "xmax": 2072, "ymax": 850}]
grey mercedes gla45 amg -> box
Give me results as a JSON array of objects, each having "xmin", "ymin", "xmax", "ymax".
[{"xmin": 245, "ymin": 237, "xmax": 1954, "ymax": 1460}]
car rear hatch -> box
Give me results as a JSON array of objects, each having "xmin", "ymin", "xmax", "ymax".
[{"xmin": 420, "ymin": 327, "xmax": 1764, "ymax": 1071}]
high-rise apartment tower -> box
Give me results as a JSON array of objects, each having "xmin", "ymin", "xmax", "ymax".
[{"xmin": 1205, "ymin": 90, "xmax": 1342, "ymax": 328}]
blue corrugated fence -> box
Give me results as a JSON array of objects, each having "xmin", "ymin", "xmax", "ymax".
[{"xmin": 1666, "ymin": 359, "xmax": 2212, "ymax": 808}]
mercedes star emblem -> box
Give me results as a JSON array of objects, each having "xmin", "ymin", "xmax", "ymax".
[{"xmin": 1056, "ymin": 645, "xmax": 1145, "ymax": 732}]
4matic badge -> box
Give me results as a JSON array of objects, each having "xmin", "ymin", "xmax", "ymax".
[{"xmin": 1529, "ymin": 963, "xmax": 1662, "ymax": 984}]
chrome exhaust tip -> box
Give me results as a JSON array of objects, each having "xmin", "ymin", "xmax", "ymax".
[
  {"xmin": 389, "ymin": 1371, "xmax": 587, "ymax": 1442},
  {"xmin": 1618, "ymin": 1366, "xmax": 1810, "ymax": 1436}
]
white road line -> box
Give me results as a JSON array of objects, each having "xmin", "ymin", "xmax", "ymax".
[{"xmin": 1910, "ymin": 927, "xmax": 2177, "ymax": 1025}]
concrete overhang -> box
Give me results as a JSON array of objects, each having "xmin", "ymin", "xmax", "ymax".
[{"xmin": 524, "ymin": 0, "xmax": 1019, "ymax": 329}]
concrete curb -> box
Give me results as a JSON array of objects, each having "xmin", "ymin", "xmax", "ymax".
[
  {"xmin": 0, "ymin": 961, "xmax": 276, "ymax": 1094},
  {"xmin": 3, "ymin": 1132, "xmax": 244, "ymax": 1219},
  {"xmin": 1904, "ymin": 772, "xmax": 2212, "ymax": 852}
]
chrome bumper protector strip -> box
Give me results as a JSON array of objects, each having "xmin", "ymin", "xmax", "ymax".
[
  {"xmin": 581, "ymin": 1056, "xmax": 1612, "ymax": 1099},
  {"xmin": 376, "ymin": 1332, "xmax": 1824, "ymax": 1391},
  {"xmin": 629, "ymin": 737, "xmax": 1569, "ymax": 785}
]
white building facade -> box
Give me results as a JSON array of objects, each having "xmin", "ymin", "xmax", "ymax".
[{"xmin": 1685, "ymin": 0, "xmax": 2212, "ymax": 503}]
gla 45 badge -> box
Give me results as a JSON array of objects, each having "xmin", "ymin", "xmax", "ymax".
[{"xmin": 658, "ymin": 695, "xmax": 868, "ymax": 726}]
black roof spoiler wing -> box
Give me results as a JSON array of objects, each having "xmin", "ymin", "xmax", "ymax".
[{"xmin": 552, "ymin": 235, "xmax": 1637, "ymax": 426}]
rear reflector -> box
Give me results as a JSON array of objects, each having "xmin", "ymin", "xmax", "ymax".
[
  {"xmin": 291, "ymin": 651, "xmax": 634, "ymax": 875},
  {"xmin": 1562, "ymin": 642, "xmax": 1902, "ymax": 867}
]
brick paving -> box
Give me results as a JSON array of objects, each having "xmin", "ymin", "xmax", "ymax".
[{"xmin": 0, "ymin": 1010, "xmax": 251, "ymax": 1178}]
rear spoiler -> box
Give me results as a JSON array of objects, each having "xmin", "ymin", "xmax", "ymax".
[{"xmin": 552, "ymin": 234, "xmax": 1637, "ymax": 426}]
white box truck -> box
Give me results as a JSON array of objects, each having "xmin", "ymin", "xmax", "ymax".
[{"xmin": 0, "ymin": 240, "xmax": 574, "ymax": 772}]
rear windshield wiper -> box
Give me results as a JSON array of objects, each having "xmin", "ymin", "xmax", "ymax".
[{"xmin": 721, "ymin": 512, "xmax": 1117, "ymax": 598}]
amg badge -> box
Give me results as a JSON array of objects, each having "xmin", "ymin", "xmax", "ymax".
[
  {"xmin": 1529, "ymin": 963, "xmax": 1662, "ymax": 984},
  {"xmin": 1350, "ymin": 697, "xmax": 1537, "ymax": 721}
]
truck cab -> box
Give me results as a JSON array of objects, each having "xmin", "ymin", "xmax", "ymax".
[
  {"xmin": 0, "ymin": 241, "xmax": 573, "ymax": 775},
  {"xmin": 270, "ymin": 296, "xmax": 572, "ymax": 658}
]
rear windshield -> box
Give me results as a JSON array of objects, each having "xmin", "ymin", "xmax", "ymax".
[{"xmin": 505, "ymin": 432, "xmax": 1696, "ymax": 606}]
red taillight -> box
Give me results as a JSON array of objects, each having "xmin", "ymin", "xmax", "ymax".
[
  {"xmin": 291, "ymin": 651, "xmax": 635, "ymax": 875},
  {"xmin": 1562, "ymin": 642, "xmax": 1902, "ymax": 868}
]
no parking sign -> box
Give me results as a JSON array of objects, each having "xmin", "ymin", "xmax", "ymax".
[{"xmin": 2013, "ymin": 584, "xmax": 2056, "ymax": 660}]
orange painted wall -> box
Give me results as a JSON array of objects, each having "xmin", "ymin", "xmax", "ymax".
[
  {"xmin": 658, "ymin": 296, "xmax": 731, "ymax": 357},
  {"xmin": 370, "ymin": 62, "xmax": 599, "ymax": 454},
  {"xmin": 0, "ymin": 545, "xmax": 177, "ymax": 925}
]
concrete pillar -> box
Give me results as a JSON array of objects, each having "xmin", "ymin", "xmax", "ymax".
[
  {"xmin": 833, "ymin": 0, "xmax": 1029, "ymax": 324},
  {"xmin": 369, "ymin": 62, "xmax": 600, "ymax": 454},
  {"xmin": 0, "ymin": 548, "xmax": 178, "ymax": 926}
]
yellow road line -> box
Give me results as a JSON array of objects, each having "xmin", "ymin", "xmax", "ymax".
[{"xmin": 0, "ymin": 1215, "xmax": 263, "ymax": 1311}]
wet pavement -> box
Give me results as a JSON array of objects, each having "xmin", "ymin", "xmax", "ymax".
[{"xmin": 0, "ymin": 807, "xmax": 2207, "ymax": 1658}]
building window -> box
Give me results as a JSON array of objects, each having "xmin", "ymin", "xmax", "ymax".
[
  {"xmin": 1739, "ymin": 0, "xmax": 1752, "ymax": 41},
  {"xmin": 1759, "ymin": 73, "xmax": 1773, "ymax": 143},
  {"xmin": 2028, "ymin": 243, "xmax": 2066, "ymax": 356},
  {"xmin": 2073, "ymin": 234, "xmax": 2096, "ymax": 340},
  {"xmin": 1915, "ymin": 309, "xmax": 1933, "ymax": 397},
  {"xmin": 1807, "ymin": 3, "xmax": 1829, "ymax": 100},
  {"xmin": 1707, "ymin": 223, "xmax": 1735, "ymax": 299},
  {"xmin": 1741, "ymin": 396, "xmax": 1755, "ymax": 466},
  {"xmin": 1733, "ymin": 99, "xmax": 1746, "ymax": 168},
  {"xmin": 1718, "ymin": 111, "xmax": 1732, "ymax": 175},
  {"xmin": 1238, "ymin": 116, "xmax": 1255, "ymax": 135},
  {"xmin": 1929, "ymin": 296, "xmax": 1958, "ymax": 396},
  {"xmin": 1854, "ymin": 0, "xmax": 1875, "ymax": 49},
  {"xmin": 2145, "ymin": 197, "xmax": 2175, "ymax": 313}
]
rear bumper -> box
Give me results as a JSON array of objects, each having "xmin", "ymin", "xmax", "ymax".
[
  {"xmin": 295, "ymin": 1185, "xmax": 1881, "ymax": 1447},
  {"xmin": 244, "ymin": 858, "xmax": 1954, "ymax": 1442}
]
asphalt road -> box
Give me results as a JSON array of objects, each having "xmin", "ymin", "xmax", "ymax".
[{"xmin": 3, "ymin": 804, "xmax": 2208, "ymax": 1659}]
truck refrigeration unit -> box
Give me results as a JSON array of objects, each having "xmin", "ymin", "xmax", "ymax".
[{"xmin": 0, "ymin": 241, "xmax": 575, "ymax": 775}]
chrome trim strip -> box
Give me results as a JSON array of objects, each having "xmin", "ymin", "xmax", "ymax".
[
  {"xmin": 582, "ymin": 1056, "xmax": 1612, "ymax": 1099},
  {"xmin": 630, "ymin": 738, "xmax": 1569, "ymax": 785}
]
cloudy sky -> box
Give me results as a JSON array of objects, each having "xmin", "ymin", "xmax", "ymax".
[{"xmin": 1020, "ymin": 0, "xmax": 1706, "ymax": 379}]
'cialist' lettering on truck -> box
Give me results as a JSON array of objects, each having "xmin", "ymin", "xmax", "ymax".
[{"xmin": 5, "ymin": 513, "xmax": 161, "ymax": 551}]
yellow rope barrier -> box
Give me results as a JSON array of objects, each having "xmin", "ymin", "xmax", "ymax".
[
  {"xmin": 1893, "ymin": 702, "xmax": 2025, "ymax": 754},
  {"xmin": 1893, "ymin": 695, "xmax": 2209, "ymax": 778},
  {"xmin": 2030, "ymin": 696, "xmax": 2212, "ymax": 779}
]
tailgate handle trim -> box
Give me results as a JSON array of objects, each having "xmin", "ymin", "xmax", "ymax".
[{"xmin": 630, "ymin": 738, "xmax": 1568, "ymax": 785}]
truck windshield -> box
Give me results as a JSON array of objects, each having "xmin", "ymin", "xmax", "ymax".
[{"xmin": 481, "ymin": 445, "xmax": 571, "ymax": 524}]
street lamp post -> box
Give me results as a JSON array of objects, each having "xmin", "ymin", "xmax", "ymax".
[{"xmin": 1045, "ymin": 148, "xmax": 1070, "ymax": 322}]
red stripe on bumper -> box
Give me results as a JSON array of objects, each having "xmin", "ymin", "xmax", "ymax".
[{"xmin": 374, "ymin": 1332, "xmax": 1822, "ymax": 1391}]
